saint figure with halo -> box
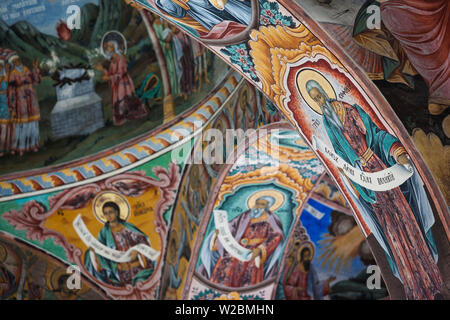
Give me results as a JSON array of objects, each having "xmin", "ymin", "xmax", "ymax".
[{"xmin": 84, "ymin": 192, "xmax": 155, "ymax": 286}]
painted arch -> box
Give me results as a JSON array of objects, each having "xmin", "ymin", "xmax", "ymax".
[{"xmin": 0, "ymin": 0, "xmax": 448, "ymax": 300}]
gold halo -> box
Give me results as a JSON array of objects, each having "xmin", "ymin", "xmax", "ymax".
[
  {"xmin": 92, "ymin": 191, "xmax": 130, "ymax": 224},
  {"xmin": 297, "ymin": 242, "xmax": 315, "ymax": 262},
  {"xmin": 297, "ymin": 69, "xmax": 336, "ymax": 115},
  {"xmin": 247, "ymin": 190, "xmax": 285, "ymax": 212}
]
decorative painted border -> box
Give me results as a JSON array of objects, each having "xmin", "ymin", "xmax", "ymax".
[{"xmin": 0, "ymin": 71, "xmax": 241, "ymax": 199}]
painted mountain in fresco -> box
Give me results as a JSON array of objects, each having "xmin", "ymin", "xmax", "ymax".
[{"xmin": 0, "ymin": 0, "xmax": 145, "ymax": 68}]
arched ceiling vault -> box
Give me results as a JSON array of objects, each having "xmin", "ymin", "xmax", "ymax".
[{"xmin": 0, "ymin": 0, "xmax": 448, "ymax": 300}]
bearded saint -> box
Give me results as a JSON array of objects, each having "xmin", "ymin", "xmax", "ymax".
[
  {"xmin": 199, "ymin": 196, "xmax": 284, "ymax": 287},
  {"xmin": 8, "ymin": 55, "xmax": 41, "ymax": 155}
]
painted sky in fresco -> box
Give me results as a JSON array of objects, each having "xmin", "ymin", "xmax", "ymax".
[
  {"xmin": 300, "ymin": 198, "xmax": 365, "ymax": 282},
  {"xmin": 1, "ymin": 0, "xmax": 98, "ymax": 35}
]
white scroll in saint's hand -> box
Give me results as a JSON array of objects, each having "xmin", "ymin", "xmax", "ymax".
[
  {"xmin": 213, "ymin": 210, "xmax": 256, "ymax": 264},
  {"xmin": 312, "ymin": 135, "xmax": 413, "ymax": 192},
  {"xmin": 73, "ymin": 214, "xmax": 160, "ymax": 264}
]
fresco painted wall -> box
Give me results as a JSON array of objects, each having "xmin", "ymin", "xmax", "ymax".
[
  {"xmin": 0, "ymin": 71, "xmax": 241, "ymax": 198},
  {"xmin": 185, "ymin": 128, "xmax": 325, "ymax": 300},
  {"xmin": 0, "ymin": 0, "xmax": 230, "ymax": 175},
  {"xmin": 0, "ymin": 234, "xmax": 107, "ymax": 300},
  {"xmin": 0, "ymin": 68, "xmax": 250, "ymax": 300},
  {"xmin": 0, "ymin": 67, "xmax": 285, "ymax": 299},
  {"xmin": 275, "ymin": 186, "xmax": 388, "ymax": 300},
  {"xmin": 159, "ymin": 81, "xmax": 283, "ymax": 300},
  {"xmin": 0, "ymin": 0, "xmax": 448, "ymax": 301},
  {"xmin": 0, "ymin": 153, "xmax": 183, "ymax": 299},
  {"xmin": 127, "ymin": 0, "xmax": 449, "ymax": 300}
]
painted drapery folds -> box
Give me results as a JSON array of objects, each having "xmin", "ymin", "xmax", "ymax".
[
  {"xmin": 133, "ymin": 0, "xmax": 260, "ymax": 45},
  {"xmin": 0, "ymin": 0, "xmax": 230, "ymax": 175},
  {"xmin": 186, "ymin": 129, "xmax": 325, "ymax": 299},
  {"xmin": 246, "ymin": 24, "xmax": 446, "ymax": 299}
]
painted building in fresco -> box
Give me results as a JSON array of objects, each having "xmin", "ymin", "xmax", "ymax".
[{"xmin": 0, "ymin": 0, "xmax": 448, "ymax": 301}]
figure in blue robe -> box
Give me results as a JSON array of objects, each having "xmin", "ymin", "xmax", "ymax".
[{"xmin": 306, "ymin": 80, "xmax": 439, "ymax": 292}]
